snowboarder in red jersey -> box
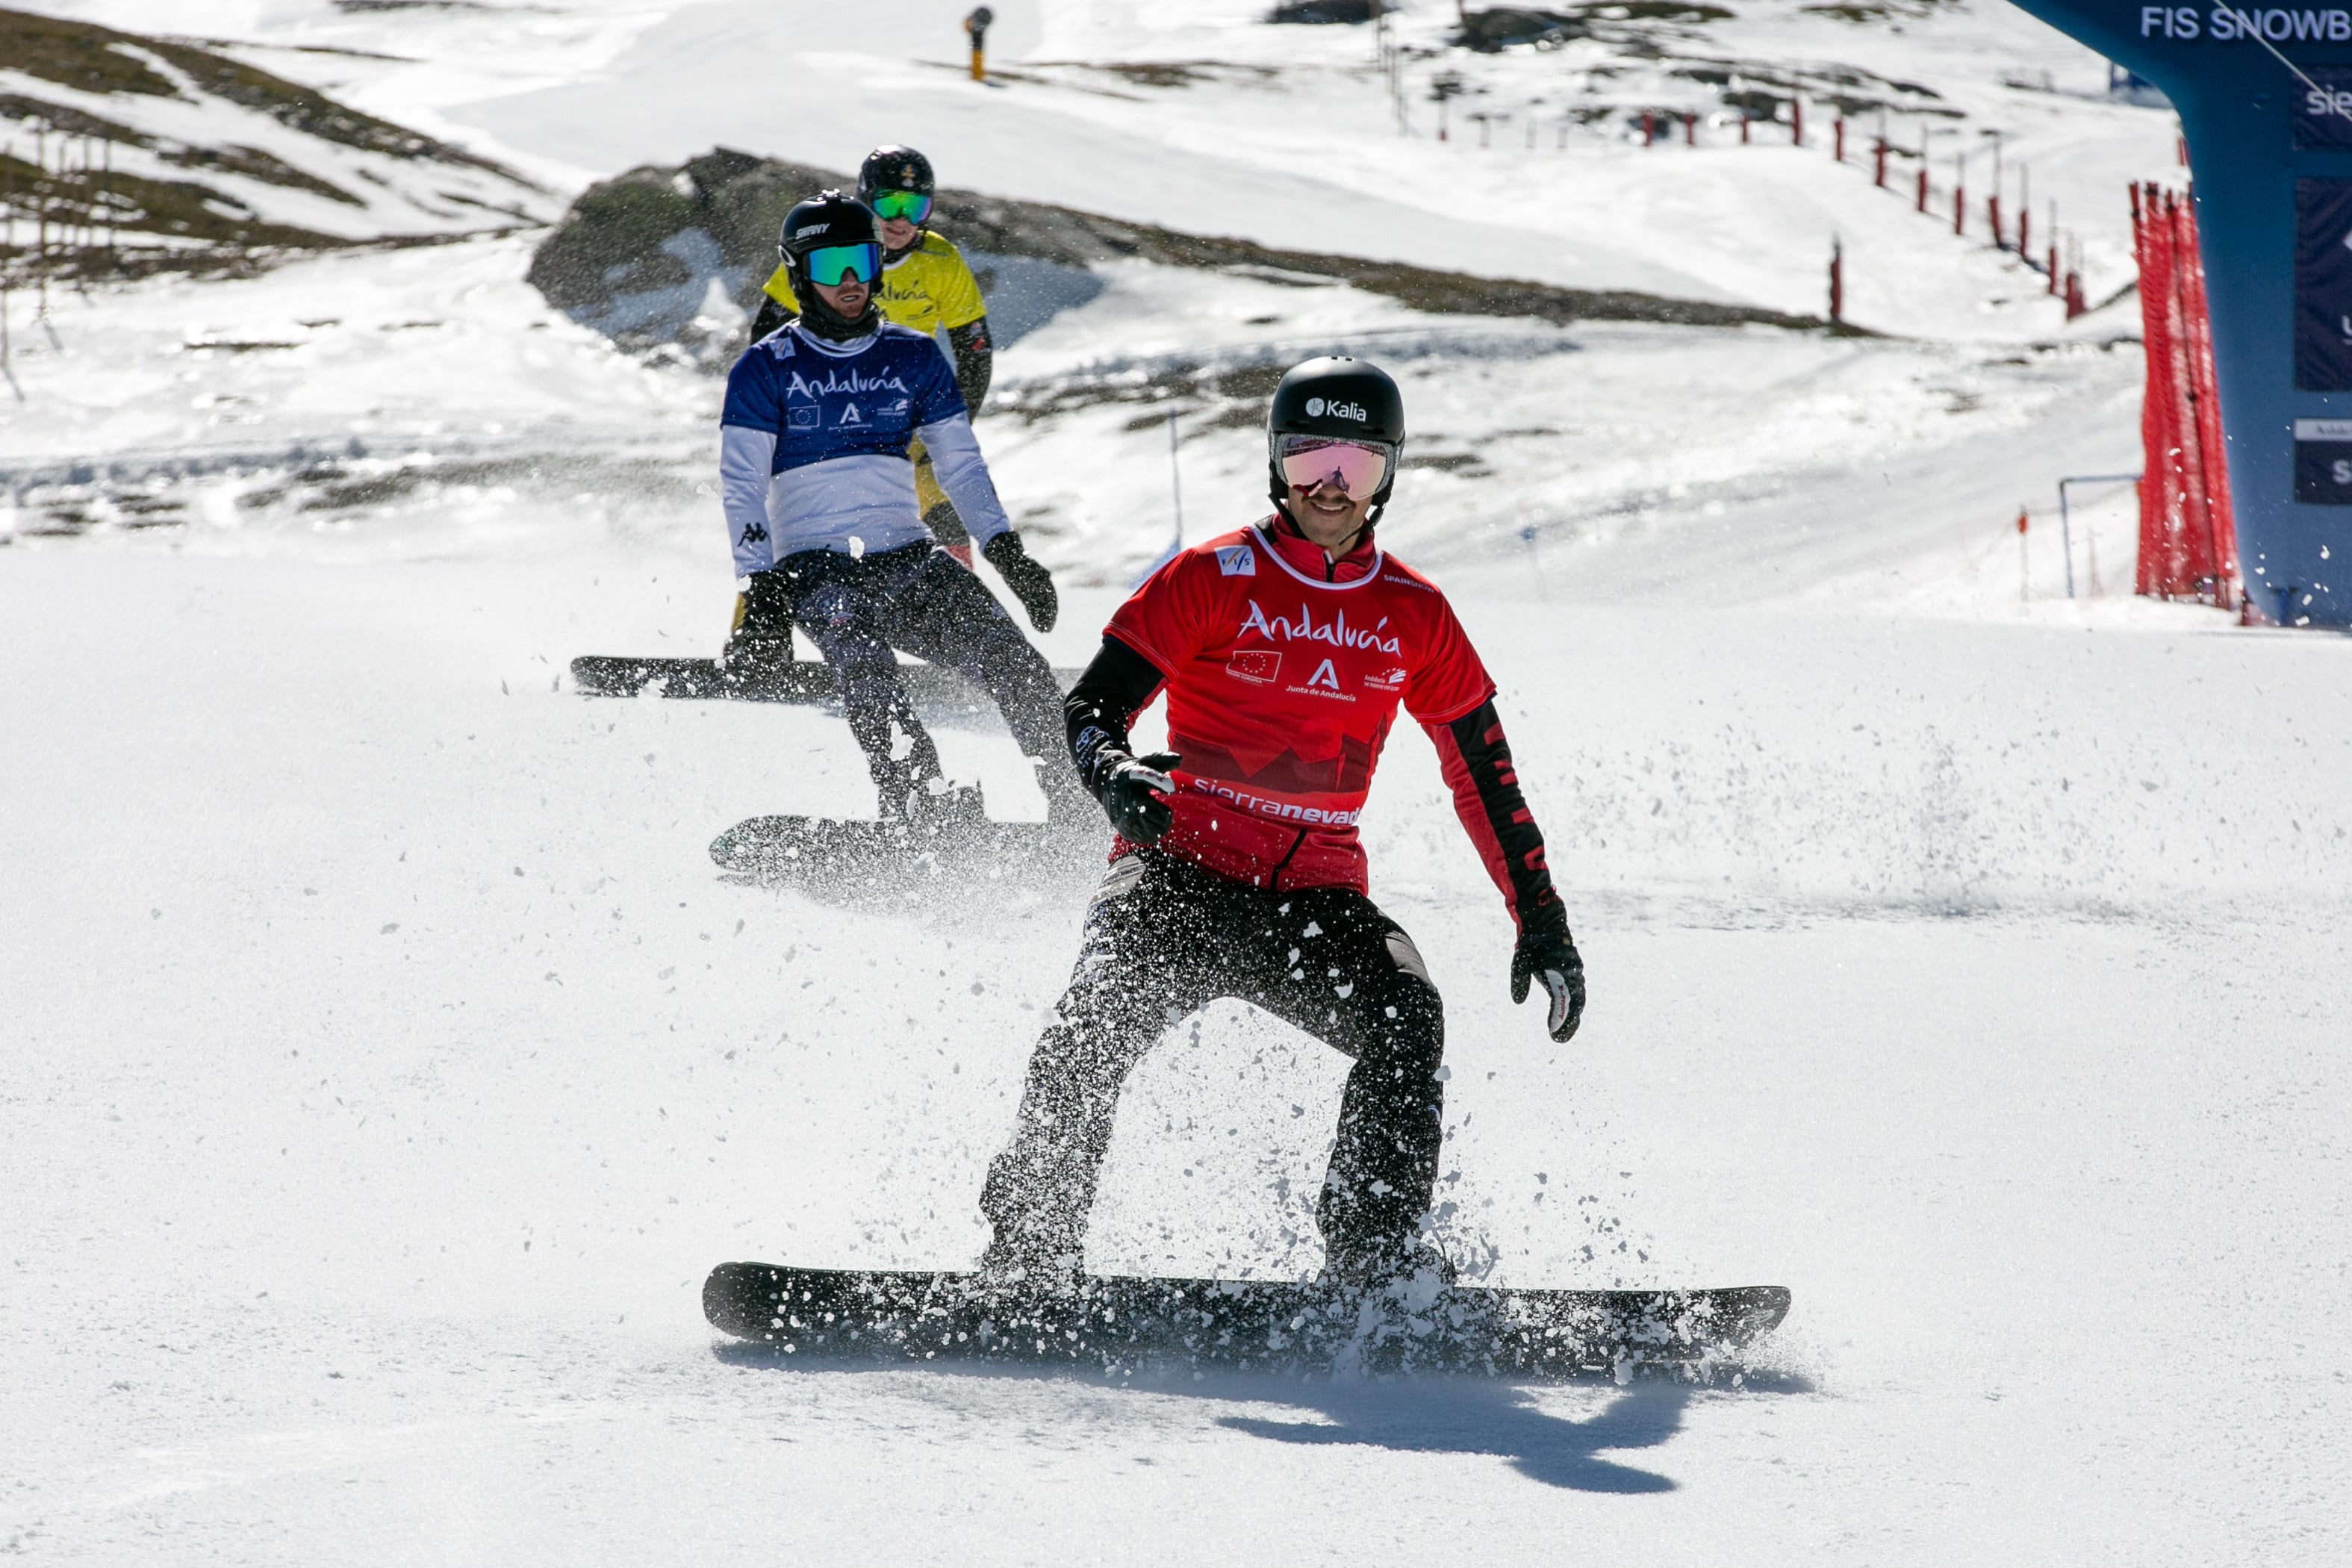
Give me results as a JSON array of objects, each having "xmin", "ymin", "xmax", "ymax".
[{"xmin": 979, "ymin": 356, "xmax": 1585, "ymax": 1292}]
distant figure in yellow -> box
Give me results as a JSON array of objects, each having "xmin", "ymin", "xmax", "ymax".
[{"xmin": 749, "ymin": 146, "xmax": 995, "ymax": 561}]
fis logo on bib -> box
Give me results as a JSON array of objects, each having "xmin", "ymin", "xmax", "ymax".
[
  {"xmin": 1216, "ymin": 545, "xmax": 1257, "ymax": 577},
  {"xmin": 1304, "ymin": 397, "xmax": 1367, "ymax": 422}
]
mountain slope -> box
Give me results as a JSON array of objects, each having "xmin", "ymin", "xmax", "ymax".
[{"xmin": 0, "ymin": 4, "xmax": 552, "ymax": 270}]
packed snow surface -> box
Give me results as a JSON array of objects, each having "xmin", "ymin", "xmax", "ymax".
[{"xmin": 4, "ymin": 1, "xmax": 2351, "ymax": 1564}]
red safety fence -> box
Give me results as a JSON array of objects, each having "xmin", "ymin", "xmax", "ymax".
[{"xmin": 2129, "ymin": 184, "xmax": 2238, "ymax": 607}]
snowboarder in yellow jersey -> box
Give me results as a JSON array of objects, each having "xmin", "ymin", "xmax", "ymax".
[{"xmin": 748, "ymin": 146, "xmax": 995, "ymax": 561}]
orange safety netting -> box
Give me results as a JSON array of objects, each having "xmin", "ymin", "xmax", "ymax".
[{"xmin": 2130, "ymin": 184, "xmax": 2239, "ymax": 607}]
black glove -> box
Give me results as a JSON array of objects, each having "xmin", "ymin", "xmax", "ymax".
[
  {"xmin": 1096, "ymin": 751, "xmax": 1180, "ymax": 844},
  {"xmin": 734, "ymin": 569, "xmax": 795, "ymax": 640},
  {"xmin": 1511, "ymin": 919, "xmax": 1586, "ymax": 1042},
  {"xmin": 983, "ymin": 531, "xmax": 1057, "ymax": 632}
]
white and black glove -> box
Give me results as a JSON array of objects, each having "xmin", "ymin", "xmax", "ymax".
[
  {"xmin": 1095, "ymin": 750, "xmax": 1180, "ymax": 844},
  {"xmin": 983, "ymin": 532, "xmax": 1058, "ymax": 632},
  {"xmin": 1511, "ymin": 920, "xmax": 1586, "ymax": 1042}
]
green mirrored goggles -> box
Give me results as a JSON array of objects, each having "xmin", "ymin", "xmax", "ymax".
[{"xmin": 868, "ymin": 189, "xmax": 933, "ymax": 224}]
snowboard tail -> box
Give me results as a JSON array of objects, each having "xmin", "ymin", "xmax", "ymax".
[
  {"xmin": 703, "ymin": 1261, "xmax": 1791, "ymax": 1379},
  {"xmin": 570, "ymin": 653, "xmax": 1078, "ymax": 705},
  {"xmin": 709, "ymin": 812, "xmax": 1074, "ymax": 883}
]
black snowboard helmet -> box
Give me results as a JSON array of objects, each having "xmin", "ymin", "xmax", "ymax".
[
  {"xmin": 1266, "ymin": 356, "xmax": 1407, "ymax": 523},
  {"xmin": 857, "ymin": 145, "xmax": 936, "ymax": 202},
  {"xmin": 777, "ymin": 190, "xmax": 881, "ymax": 338}
]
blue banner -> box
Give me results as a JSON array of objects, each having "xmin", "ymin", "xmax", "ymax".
[
  {"xmin": 2295, "ymin": 66, "xmax": 2352, "ymax": 150},
  {"xmin": 2295, "ymin": 179, "xmax": 2352, "ymax": 393}
]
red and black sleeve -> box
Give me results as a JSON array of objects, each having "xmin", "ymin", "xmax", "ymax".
[
  {"xmin": 947, "ymin": 317, "xmax": 993, "ymax": 412},
  {"xmin": 1065, "ymin": 635, "xmax": 1166, "ymax": 794},
  {"xmin": 1428, "ymin": 700, "xmax": 1566, "ymax": 936}
]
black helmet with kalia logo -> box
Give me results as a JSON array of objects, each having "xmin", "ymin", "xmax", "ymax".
[{"xmin": 1266, "ymin": 356, "xmax": 1407, "ymax": 516}]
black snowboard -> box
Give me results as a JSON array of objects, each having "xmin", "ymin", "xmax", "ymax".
[
  {"xmin": 709, "ymin": 812, "xmax": 1083, "ymax": 883},
  {"xmin": 703, "ymin": 1261, "xmax": 1791, "ymax": 1379},
  {"xmin": 570, "ymin": 653, "xmax": 1078, "ymax": 705}
]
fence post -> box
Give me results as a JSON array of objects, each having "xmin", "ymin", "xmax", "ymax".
[{"xmin": 1829, "ymin": 236, "xmax": 1844, "ymax": 326}]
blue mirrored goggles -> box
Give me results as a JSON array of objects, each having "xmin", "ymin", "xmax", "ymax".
[{"xmin": 802, "ymin": 242, "xmax": 880, "ymax": 287}]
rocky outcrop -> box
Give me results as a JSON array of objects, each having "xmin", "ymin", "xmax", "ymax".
[{"xmin": 526, "ymin": 145, "xmax": 1829, "ymax": 363}]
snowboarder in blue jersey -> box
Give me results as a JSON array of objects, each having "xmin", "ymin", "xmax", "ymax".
[{"xmin": 720, "ymin": 191, "xmax": 1086, "ymax": 829}]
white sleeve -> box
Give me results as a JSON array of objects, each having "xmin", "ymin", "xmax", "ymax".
[
  {"xmin": 914, "ymin": 412, "xmax": 1013, "ymax": 545},
  {"xmin": 720, "ymin": 425, "xmax": 779, "ymax": 574}
]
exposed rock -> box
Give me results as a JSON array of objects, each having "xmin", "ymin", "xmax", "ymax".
[{"xmin": 528, "ymin": 147, "xmax": 1832, "ymax": 365}]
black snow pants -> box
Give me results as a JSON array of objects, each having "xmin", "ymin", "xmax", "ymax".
[
  {"xmin": 771, "ymin": 542, "xmax": 1069, "ymax": 815},
  {"xmin": 981, "ymin": 850, "xmax": 1448, "ymax": 1278}
]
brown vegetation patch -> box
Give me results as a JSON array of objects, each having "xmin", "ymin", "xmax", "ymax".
[
  {"xmin": 158, "ymin": 143, "xmax": 363, "ymax": 205},
  {"xmin": 0, "ymin": 91, "xmax": 151, "ymax": 144},
  {"xmin": 143, "ymin": 38, "xmax": 522, "ymax": 179},
  {"xmin": 0, "ymin": 7, "xmax": 182, "ymax": 98},
  {"xmin": 0, "ymin": 147, "xmax": 342, "ymax": 249}
]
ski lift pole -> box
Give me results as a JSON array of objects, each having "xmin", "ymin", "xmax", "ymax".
[
  {"xmin": 965, "ymin": 6, "xmax": 992, "ymax": 82},
  {"xmin": 1166, "ymin": 408, "xmax": 1183, "ymax": 553}
]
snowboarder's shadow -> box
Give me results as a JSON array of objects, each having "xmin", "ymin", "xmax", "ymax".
[
  {"xmin": 1214, "ymin": 1375, "xmax": 1690, "ymax": 1493},
  {"xmin": 714, "ymin": 1342, "xmax": 1809, "ymax": 1495}
]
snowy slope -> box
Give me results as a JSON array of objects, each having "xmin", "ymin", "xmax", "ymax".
[
  {"xmin": 0, "ymin": 226, "xmax": 2144, "ymax": 614},
  {"xmin": 5, "ymin": 3, "xmax": 2352, "ymax": 1566},
  {"xmin": 15, "ymin": 1, "xmax": 2180, "ymax": 326},
  {"xmin": 4, "ymin": 553, "xmax": 2348, "ymax": 1565},
  {"xmin": 0, "ymin": 7, "xmax": 553, "ymax": 258}
]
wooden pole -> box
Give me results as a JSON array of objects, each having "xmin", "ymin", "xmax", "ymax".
[{"xmin": 34, "ymin": 122, "xmax": 49, "ymax": 327}]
